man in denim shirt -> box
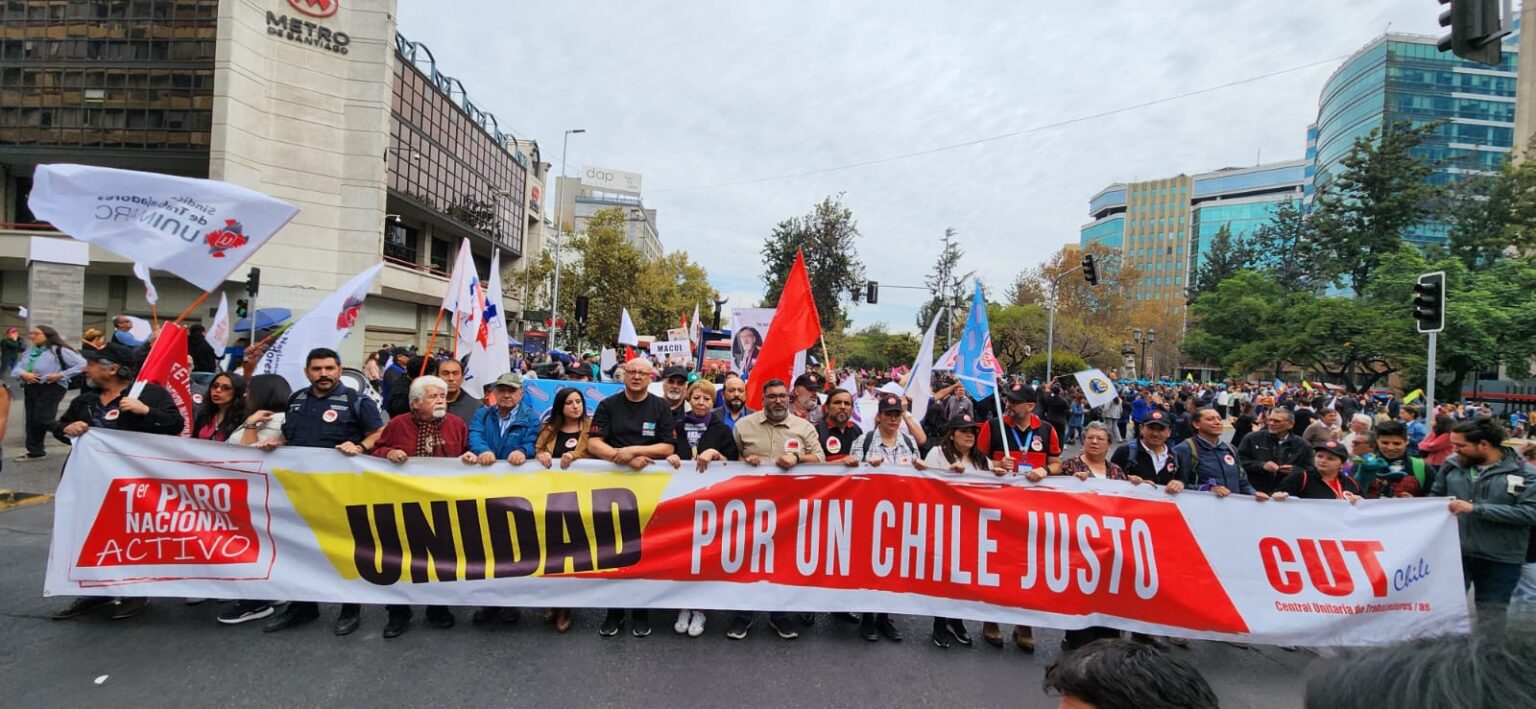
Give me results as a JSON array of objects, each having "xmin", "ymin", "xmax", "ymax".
[{"xmin": 1177, "ymin": 407, "xmax": 1269, "ymax": 499}]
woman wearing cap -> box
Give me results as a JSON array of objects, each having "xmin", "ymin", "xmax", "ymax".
[
  {"xmin": 920, "ymin": 410, "xmax": 1003, "ymax": 648},
  {"xmin": 532, "ymin": 387, "xmax": 591, "ymax": 633},
  {"xmin": 851, "ymin": 393, "xmax": 927, "ymax": 642},
  {"xmin": 1272, "ymin": 440, "xmax": 1363, "ymax": 503}
]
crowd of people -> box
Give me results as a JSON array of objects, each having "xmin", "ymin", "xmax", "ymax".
[{"xmin": 5, "ymin": 316, "xmax": 1534, "ymax": 676}]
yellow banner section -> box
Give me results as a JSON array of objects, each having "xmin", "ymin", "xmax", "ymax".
[{"xmin": 273, "ymin": 469, "xmax": 670, "ymax": 585}]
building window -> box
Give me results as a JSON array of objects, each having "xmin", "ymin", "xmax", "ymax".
[
  {"xmin": 384, "ymin": 223, "xmax": 419, "ymax": 264},
  {"xmin": 429, "ymin": 236, "xmax": 450, "ymax": 272}
]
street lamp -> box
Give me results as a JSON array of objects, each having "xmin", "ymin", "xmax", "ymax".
[
  {"xmin": 712, "ymin": 292, "xmax": 729, "ymax": 330},
  {"xmin": 551, "ymin": 128, "xmax": 586, "ymax": 351}
]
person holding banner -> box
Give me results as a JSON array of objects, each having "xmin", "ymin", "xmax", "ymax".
[
  {"xmin": 371, "ymin": 375, "xmax": 477, "ymax": 638},
  {"xmin": 50, "ymin": 346, "xmax": 183, "ymax": 622},
  {"xmin": 664, "ymin": 379, "xmax": 737, "ymax": 638},
  {"xmin": 921, "ymin": 410, "xmax": 1003, "ymax": 649},
  {"xmin": 587, "ymin": 357, "xmax": 678, "ymax": 638},
  {"xmin": 468, "ymin": 372, "xmax": 539, "ymax": 467},
  {"xmin": 1271, "ymin": 440, "xmax": 1362, "ymax": 503},
  {"xmin": 849, "ymin": 394, "xmax": 926, "ymax": 643},
  {"xmin": 529, "ymin": 386, "xmax": 592, "ymax": 635},
  {"xmin": 13, "ymin": 325, "xmax": 86, "ymax": 461},
  {"xmin": 191, "ymin": 373, "xmax": 245, "ymax": 443},
  {"xmin": 262, "ymin": 348, "xmax": 386, "ymax": 637},
  {"xmin": 815, "ymin": 389, "xmax": 863, "ymax": 467}
]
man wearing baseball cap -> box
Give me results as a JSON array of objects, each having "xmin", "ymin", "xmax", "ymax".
[
  {"xmin": 1272, "ymin": 439, "xmax": 1362, "ymax": 502},
  {"xmin": 661, "ymin": 365, "xmax": 689, "ymax": 419},
  {"xmin": 791, "ymin": 371, "xmax": 826, "ymax": 425},
  {"xmin": 1109, "ymin": 409, "xmax": 1189, "ymax": 491}
]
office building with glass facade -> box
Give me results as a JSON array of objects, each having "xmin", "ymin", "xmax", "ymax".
[
  {"xmin": 1079, "ymin": 159, "xmax": 1306, "ymax": 315},
  {"xmin": 1308, "ymin": 32, "xmax": 1519, "ymax": 245},
  {"xmin": 0, "ymin": 0, "xmax": 546, "ymax": 356}
]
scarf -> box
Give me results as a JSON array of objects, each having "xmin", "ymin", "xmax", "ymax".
[
  {"xmin": 682, "ymin": 410, "xmax": 712, "ymax": 452},
  {"xmin": 413, "ymin": 416, "xmax": 445, "ymax": 457}
]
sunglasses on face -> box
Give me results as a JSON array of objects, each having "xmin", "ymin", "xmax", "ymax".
[{"xmin": 210, "ymin": 383, "xmax": 234, "ymax": 392}]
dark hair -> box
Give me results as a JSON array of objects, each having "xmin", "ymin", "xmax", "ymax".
[
  {"xmin": 1432, "ymin": 413, "xmax": 1455, "ymax": 435},
  {"xmin": 436, "ymin": 357, "xmax": 463, "ymax": 373},
  {"xmin": 188, "ymin": 323, "xmax": 206, "ymax": 337},
  {"xmin": 1452, "ymin": 417, "xmax": 1507, "ymax": 448},
  {"xmin": 31, "ymin": 324, "xmax": 76, "ymax": 353},
  {"xmin": 824, "ymin": 388, "xmax": 854, "ymax": 406},
  {"xmin": 1402, "ymin": 405, "xmax": 1420, "ymax": 419},
  {"xmin": 1304, "ymin": 632, "xmax": 1536, "ymax": 709},
  {"xmin": 760, "ymin": 378, "xmax": 787, "ymax": 395},
  {"xmin": 1043, "ymin": 639, "xmax": 1217, "ymax": 709},
  {"xmin": 1194, "ymin": 406, "xmax": 1221, "ymax": 421},
  {"xmin": 245, "ymin": 374, "xmax": 293, "ymax": 414},
  {"xmin": 940, "ymin": 426, "xmax": 991, "ymax": 471},
  {"xmin": 1373, "ymin": 419, "xmax": 1408, "ymax": 440},
  {"xmin": 406, "ymin": 355, "xmax": 437, "ymax": 378},
  {"xmin": 305, "ymin": 347, "xmax": 341, "ymax": 367},
  {"xmin": 194, "ymin": 373, "xmax": 246, "ymax": 441},
  {"xmin": 545, "ymin": 387, "xmax": 588, "ymax": 432}
]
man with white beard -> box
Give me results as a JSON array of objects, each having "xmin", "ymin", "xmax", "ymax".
[
  {"xmin": 661, "ymin": 365, "xmax": 689, "ymax": 419},
  {"xmin": 369, "ymin": 374, "xmax": 479, "ymax": 638}
]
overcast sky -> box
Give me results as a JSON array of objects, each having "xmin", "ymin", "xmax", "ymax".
[{"xmin": 396, "ymin": 0, "xmax": 1446, "ymax": 334}]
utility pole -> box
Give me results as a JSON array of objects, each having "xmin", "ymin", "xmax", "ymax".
[{"xmin": 551, "ymin": 128, "xmax": 585, "ymax": 351}]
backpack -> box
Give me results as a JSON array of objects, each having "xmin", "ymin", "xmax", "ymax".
[{"xmin": 860, "ymin": 430, "xmax": 917, "ymax": 461}]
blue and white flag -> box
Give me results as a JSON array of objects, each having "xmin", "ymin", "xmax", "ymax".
[{"xmin": 954, "ymin": 280, "xmax": 998, "ymax": 399}]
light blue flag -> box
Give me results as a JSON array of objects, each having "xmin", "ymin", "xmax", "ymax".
[{"xmin": 954, "ymin": 279, "xmax": 998, "ymax": 399}]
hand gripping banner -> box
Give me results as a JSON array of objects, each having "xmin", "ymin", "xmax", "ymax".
[{"xmin": 46, "ymin": 430, "xmax": 1471, "ymax": 646}]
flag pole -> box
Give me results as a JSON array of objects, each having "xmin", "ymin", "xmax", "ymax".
[
  {"xmin": 172, "ymin": 291, "xmax": 211, "ymax": 325},
  {"xmin": 994, "ymin": 383, "xmax": 1011, "ymax": 460},
  {"xmin": 150, "ymin": 303, "xmax": 160, "ymax": 329},
  {"xmin": 422, "ymin": 308, "xmax": 445, "ymax": 375}
]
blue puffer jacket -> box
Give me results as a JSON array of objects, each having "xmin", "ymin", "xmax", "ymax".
[{"xmin": 468, "ymin": 404, "xmax": 540, "ymax": 459}]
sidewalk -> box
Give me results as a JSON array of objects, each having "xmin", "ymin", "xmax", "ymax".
[{"xmin": 1, "ymin": 378, "xmax": 76, "ymax": 497}]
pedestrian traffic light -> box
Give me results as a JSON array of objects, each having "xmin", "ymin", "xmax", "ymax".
[
  {"xmin": 1412, "ymin": 271, "xmax": 1445, "ymax": 334},
  {"xmin": 866, "ymin": 281, "xmax": 878, "ymax": 304},
  {"xmin": 245, "ymin": 266, "xmax": 261, "ymax": 298},
  {"xmin": 574, "ymin": 295, "xmax": 589, "ymax": 323},
  {"xmin": 1438, "ymin": 0, "xmax": 1505, "ymax": 66},
  {"xmin": 1081, "ymin": 254, "xmax": 1099, "ymax": 286},
  {"xmin": 235, "ymin": 298, "xmax": 249, "ymax": 318}
]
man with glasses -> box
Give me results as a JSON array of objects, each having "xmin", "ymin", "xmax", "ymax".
[
  {"xmin": 586, "ymin": 357, "xmax": 678, "ymax": 638},
  {"xmin": 1236, "ymin": 406, "xmax": 1314, "ymax": 495}
]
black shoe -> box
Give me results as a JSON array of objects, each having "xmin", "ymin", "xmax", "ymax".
[
  {"xmin": 426, "ymin": 606, "xmax": 454, "ymax": 629},
  {"xmin": 834, "ymin": 611, "xmax": 861, "ymax": 624},
  {"xmin": 334, "ymin": 607, "xmax": 361, "ymax": 636},
  {"xmin": 767, "ymin": 616, "xmax": 799, "ymax": 640},
  {"xmin": 876, "ymin": 614, "xmax": 902, "ymax": 642},
  {"xmin": 858, "ymin": 614, "xmax": 878, "ymax": 641},
  {"xmin": 725, "ymin": 615, "xmax": 752, "ymax": 640},
  {"xmin": 217, "ymin": 601, "xmax": 275, "ymax": 625},
  {"xmin": 263, "ymin": 605, "xmax": 319, "ymax": 633},
  {"xmin": 472, "ymin": 607, "xmax": 497, "ymax": 624},
  {"xmin": 51, "ymin": 596, "xmax": 114, "ymax": 620},
  {"xmin": 497, "ymin": 607, "xmax": 521, "ymax": 624},
  {"xmin": 946, "ymin": 619, "xmax": 972, "ymax": 647},
  {"xmin": 599, "ymin": 609, "xmax": 624, "ymax": 637},
  {"xmin": 798, "ymin": 612, "xmax": 816, "ymax": 626},
  {"xmin": 631, "ymin": 610, "xmax": 651, "ymax": 637},
  {"xmin": 931, "ymin": 620, "xmax": 951, "ymax": 648},
  {"xmin": 383, "ymin": 613, "xmax": 409, "ymax": 639},
  {"xmin": 111, "ymin": 597, "xmax": 148, "ymax": 620}
]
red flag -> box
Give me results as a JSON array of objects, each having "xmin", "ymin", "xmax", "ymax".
[
  {"xmin": 745, "ymin": 251, "xmax": 823, "ymax": 410},
  {"xmin": 132, "ymin": 322, "xmax": 194, "ymax": 437}
]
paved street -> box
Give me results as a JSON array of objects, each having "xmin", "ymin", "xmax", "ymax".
[{"xmin": 0, "ymin": 390, "xmax": 1312, "ymax": 708}]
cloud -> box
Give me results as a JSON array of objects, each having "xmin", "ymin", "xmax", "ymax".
[{"xmin": 397, "ymin": 0, "xmax": 1445, "ymax": 334}]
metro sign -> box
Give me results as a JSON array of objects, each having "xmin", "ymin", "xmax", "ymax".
[{"xmin": 288, "ymin": 0, "xmax": 338, "ymax": 18}]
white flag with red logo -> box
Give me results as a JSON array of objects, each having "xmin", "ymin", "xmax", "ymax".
[
  {"xmin": 439, "ymin": 238, "xmax": 482, "ymax": 358},
  {"xmin": 205, "ymin": 292, "xmax": 232, "ymax": 355},
  {"xmin": 462, "ymin": 250, "xmax": 510, "ymax": 398},
  {"xmin": 28, "ymin": 164, "xmax": 299, "ymax": 292},
  {"xmin": 255, "ymin": 264, "xmax": 384, "ymax": 391},
  {"xmin": 129, "ymin": 322, "xmax": 194, "ymax": 437}
]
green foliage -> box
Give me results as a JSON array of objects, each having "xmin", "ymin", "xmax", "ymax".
[
  {"xmin": 916, "ymin": 227, "xmax": 971, "ymax": 333},
  {"xmin": 760, "ymin": 195, "xmax": 867, "ymax": 333},
  {"xmin": 1019, "ymin": 351, "xmax": 1089, "ymax": 383},
  {"xmin": 1446, "ymin": 151, "xmax": 1536, "ymax": 270},
  {"xmin": 631, "ymin": 251, "xmax": 716, "ymax": 339},
  {"xmin": 838, "ymin": 323, "xmax": 919, "ymax": 371},
  {"xmin": 987, "ymin": 302, "xmax": 1046, "ymax": 373},
  {"xmin": 1188, "ymin": 223, "xmax": 1258, "ymax": 299}
]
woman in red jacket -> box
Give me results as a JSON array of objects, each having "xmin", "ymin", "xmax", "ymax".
[{"xmin": 1416, "ymin": 414, "xmax": 1455, "ymax": 468}]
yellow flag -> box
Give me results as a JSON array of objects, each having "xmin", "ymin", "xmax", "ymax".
[
  {"xmin": 1403, "ymin": 389, "xmax": 1423, "ymax": 404},
  {"xmin": 1301, "ymin": 380, "xmax": 1314, "ymax": 392},
  {"xmin": 1185, "ymin": 372, "xmax": 1193, "ymax": 382}
]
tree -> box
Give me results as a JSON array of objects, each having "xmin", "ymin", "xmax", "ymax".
[
  {"xmin": 632, "ymin": 250, "xmax": 716, "ymax": 338},
  {"xmin": 1309, "ymin": 121, "xmax": 1439, "ymax": 296},
  {"xmin": 1246, "ymin": 199, "xmax": 1314, "ymax": 292},
  {"xmin": 1188, "ymin": 224, "xmax": 1258, "ymax": 299},
  {"xmin": 760, "ymin": 195, "xmax": 867, "ymax": 332},
  {"xmin": 1020, "ymin": 351, "xmax": 1088, "ymax": 383},
  {"xmin": 838, "ymin": 323, "xmax": 919, "ymax": 371},
  {"xmin": 1182, "ymin": 270, "xmax": 1294, "ymax": 380},
  {"xmin": 1445, "ymin": 150, "xmax": 1536, "ymax": 270},
  {"xmin": 987, "ymin": 303, "xmax": 1046, "ymax": 373},
  {"xmin": 1006, "ymin": 243, "xmax": 1140, "ymax": 368},
  {"xmin": 555, "ymin": 208, "xmax": 647, "ymax": 345},
  {"xmin": 916, "ymin": 227, "xmax": 972, "ymax": 340},
  {"xmin": 508, "ymin": 249, "xmax": 556, "ymax": 311}
]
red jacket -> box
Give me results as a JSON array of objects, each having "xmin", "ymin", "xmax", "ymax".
[{"xmin": 371, "ymin": 413, "xmax": 469, "ymax": 459}]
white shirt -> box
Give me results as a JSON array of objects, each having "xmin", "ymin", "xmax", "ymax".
[
  {"xmin": 1146, "ymin": 443, "xmax": 1169, "ymax": 473},
  {"xmin": 247, "ymin": 412, "xmax": 285, "ymax": 446},
  {"xmin": 923, "ymin": 446, "xmax": 995, "ymax": 480}
]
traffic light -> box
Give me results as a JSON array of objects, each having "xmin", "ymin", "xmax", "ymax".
[
  {"xmin": 235, "ymin": 298, "xmax": 249, "ymax": 318},
  {"xmin": 1081, "ymin": 254, "xmax": 1099, "ymax": 286},
  {"xmin": 1438, "ymin": 0, "xmax": 1505, "ymax": 67},
  {"xmin": 574, "ymin": 295, "xmax": 589, "ymax": 323},
  {"xmin": 866, "ymin": 281, "xmax": 879, "ymax": 304},
  {"xmin": 245, "ymin": 266, "xmax": 261, "ymax": 298},
  {"xmin": 1412, "ymin": 271, "xmax": 1445, "ymax": 333}
]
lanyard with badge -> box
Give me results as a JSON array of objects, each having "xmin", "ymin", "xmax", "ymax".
[{"xmin": 1008, "ymin": 423, "xmax": 1036, "ymax": 459}]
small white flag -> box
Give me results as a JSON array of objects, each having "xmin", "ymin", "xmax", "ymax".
[
  {"xmin": 256, "ymin": 264, "xmax": 384, "ymax": 391},
  {"xmin": 1073, "ymin": 368, "xmax": 1119, "ymax": 409},
  {"xmin": 904, "ymin": 314, "xmax": 941, "ymax": 420},
  {"xmin": 617, "ymin": 308, "xmax": 639, "ymax": 347},
  {"xmin": 132, "ymin": 262, "xmax": 159, "ymax": 305},
  {"xmin": 18, "ymin": 306, "xmax": 27, "ymax": 318},
  {"xmin": 933, "ymin": 342, "xmax": 960, "ymax": 371},
  {"xmin": 689, "ymin": 303, "xmax": 702, "ymax": 345},
  {"xmin": 205, "ymin": 292, "xmax": 231, "ymax": 354}
]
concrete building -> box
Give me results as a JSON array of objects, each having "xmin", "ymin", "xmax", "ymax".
[
  {"xmin": 0, "ymin": 0, "xmax": 541, "ymax": 361},
  {"xmin": 1079, "ymin": 159, "xmax": 1306, "ymax": 314},
  {"xmin": 1308, "ymin": 32, "xmax": 1519, "ymax": 245},
  {"xmin": 552, "ymin": 174, "xmax": 662, "ymax": 260}
]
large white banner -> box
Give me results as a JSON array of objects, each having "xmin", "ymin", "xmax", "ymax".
[
  {"xmin": 46, "ymin": 430, "xmax": 1471, "ymax": 647},
  {"xmin": 28, "ymin": 164, "xmax": 300, "ymax": 291}
]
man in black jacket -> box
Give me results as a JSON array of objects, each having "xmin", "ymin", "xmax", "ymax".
[
  {"xmin": 1109, "ymin": 409, "xmax": 1188, "ymax": 490},
  {"xmin": 1237, "ymin": 406, "xmax": 1315, "ymax": 494},
  {"xmin": 50, "ymin": 347, "xmax": 184, "ymax": 621}
]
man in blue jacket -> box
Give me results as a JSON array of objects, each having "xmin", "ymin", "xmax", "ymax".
[
  {"xmin": 469, "ymin": 372, "xmax": 539, "ymax": 465},
  {"xmin": 1177, "ymin": 407, "xmax": 1270, "ymax": 500}
]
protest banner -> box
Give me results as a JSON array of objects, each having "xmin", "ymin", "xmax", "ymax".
[
  {"xmin": 47, "ymin": 430, "xmax": 1470, "ymax": 647},
  {"xmin": 729, "ymin": 307, "xmax": 774, "ymax": 376}
]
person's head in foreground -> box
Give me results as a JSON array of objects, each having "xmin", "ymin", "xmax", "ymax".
[
  {"xmin": 1043, "ymin": 638, "xmax": 1217, "ymax": 709},
  {"xmin": 1304, "ymin": 631, "xmax": 1536, "ymax": 709}
]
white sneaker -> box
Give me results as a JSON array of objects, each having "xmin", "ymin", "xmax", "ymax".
[
  {"xmin": 674, "ymin": 609, "xmax": 691, "ymax": 634},
  {"xmin": 687, "ymin": 610, "xmax": 706, "ymax": 637}
]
